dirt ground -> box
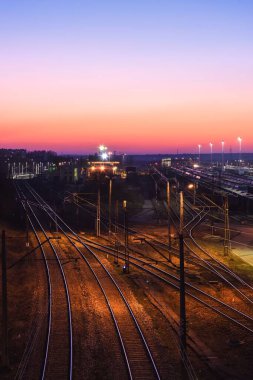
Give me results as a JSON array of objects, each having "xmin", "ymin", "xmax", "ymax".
[
  {"xmin": 121, "ymin": 223, "xmax": 253, "ymax": 379},
  {"xmin": 1, "ymin": 216, "xmax": 253, "ymax": 379},
  {"xmin": 0, "ymin": 222, "xmax": 42, "ymax": 379}
]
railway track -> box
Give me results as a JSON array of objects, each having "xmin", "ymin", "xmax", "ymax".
[
  {"xmin": 74, "ymin": 236, "xmax": 253, "ymax": 333},
  {"xmin": 19, "ymin": 182, "xmax": 162, "ymax": 380},
  {"xmin": 18, "ymin": 180, "xmax": 253, "ymax": 379},
  {"xmin": 23, "ymin": 183, "xmax": 253, "ymax": 335},
  {"xmin": 15, "ymin": 183, "xmax": 73, "ymax": 380},
  {"xmin": 53, "ymin": 178, "xmax": 253, "ymax": 322},
  {"xmin": 147, "ymin": 171, "xmax": 253, "ymax": 303}
]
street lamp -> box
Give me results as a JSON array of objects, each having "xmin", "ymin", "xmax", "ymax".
[
  {"xmin": 209, "ymin": 143, "xmax": 213, "ymax": 167},
  {"xmin": 221, "ymin": 140, "xmax": 224, "ymax": 171},
  {"xmin": 198, "ymin": 144, "xmax": 201, "ymax": 163},
  {"xmin": 237, "ymin": 137, "xmax": 242, "ymax": 165}
]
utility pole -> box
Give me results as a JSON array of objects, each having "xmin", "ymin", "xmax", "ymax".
[
  {"xmin": 96, "ymin": 184, "xmax": 101, "ymax": 237},
  {"xmin": 75, "ymin": 193, "xmax": 80, "ymax": 228},
  {"xmin": 193, "ymin": 182, "xmax": 197, "ymax": 206},
  {"xmin": 211, "ymin": 219, "xmax": 214, "ymax": 236},
  {"xmin": 123, "ymin": 200, "xmax": 129, "ymax": 273},
  {"xmin": 114, "ymin": 200, "xmax": 119, "ymax": 264},
  {"xmin": 114, "ymin": 240, "xmax": 119, "ymax": 265},
  {"xmin": 1, "ymin": 230, "xmax": 9, "ymax": 368},
  {"xmin": 224, "ymin": 195, "xmax": 230, "ymax": 256},
  {"xmin": 166, "ymin": 181, "xmax": 172, "ymax": 260},
  {"xmin": 179, "ymin": 191, "xmax": 186, "ymax": 358},
  {"xmin": 114, "ymin": 200, "xmax": 119, "ymax": 234},
  {"xmin": 25, "ymin": 201, "xmax": 30, "ymax": 247},
  {"xmin": 108, "ymin": 178, "xmax": 112, "ymax": 235},
  {"xmin": 54, "ymin": 202, "xmax": 58, "ymax": 233},
  {"xmin": 221, "ymin": 140, "xmax": 225, "ymax": 172}
]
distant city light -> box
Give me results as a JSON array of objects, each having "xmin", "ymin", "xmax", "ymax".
[
  {"xmin": 99, "ymin": 145, "xmax": 107, "ymax": 152},
  {"xmin": 101, "ymin": 152, "xmax": 108, "ymax": 160}
]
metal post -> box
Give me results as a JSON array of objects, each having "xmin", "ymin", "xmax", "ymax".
[
  {"xmin": 25, "ymin": 201, "xmax": 30, "ymax": 247},
  {"xmin": 166, "ymin": 181, "xmax": 172, "ymax": 260},
  {"xmin": 179, "ymin": 191, "xmax": 184, "ymax": 234},
  {"xmin": 114, "ymin": 240, "xmax": 119, "ymax": 265},
  {"xmin": 96, "ymin": 184, "xmax": 101, "ymax": 237},
  {"xmin": 114, "ymin": 200, "xmax": 119, "ymax": 234},
  {"xmin": 224, "ymin": 195, "xmax": 230, "ymax": 256},
  {"xmin": 123, "ymin": 200, "xmax": 129, "ymax": 273},
  {"xmin": 75, "ymin": 193, "xmax": 79, "ymax": 228},
  {"xmin": 1, "ymin": 230, "xmax": 9, "ymax": 368},
  {"xmin": 108, "ymin": 178, "xmax": 112, "ymax": 235},
  {"xmin": 211, "ymin": 220, "xmax": 214, "ymax": 236},
  {"xmin": 114, "ymin": 200, "xmax": 119, "ymax": 264},
  {"xmin": 198, "ymin": 144, "xmax": 201, "ymax": 163},
  {"xmin": 54, "ymin": 202, "xmax": 58, "ymax": 233},
  {"xmin": 179, "ymin": 192, "xmax": 186, "ymax": 356},
  {"xmin": 193, "ymin": 183, "xmax": 196, "ymax": 206},
  {"xmin": 221, "ymin": 141, "xmax": 224, "ymax": 172}
]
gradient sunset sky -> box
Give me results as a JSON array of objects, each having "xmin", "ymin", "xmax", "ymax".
[{"xmin": 1, "ymin": 1, "xmax": 253, "ymax": 154}]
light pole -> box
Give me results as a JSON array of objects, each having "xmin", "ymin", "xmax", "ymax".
[
  {"xmin": 123, "ymin": 200, "xmax": 129, "ymax": 273},
  {"xmin": 1, "ymin": 230, "xmax": 9, "ymax": 368},
  {"xmin": 209, "ymin": 142, "xmax": 213, "ymax": 167},
  {"xmin": 166, "ymin": 181, "xmax": 172, "ymax": 259},
  {"xmin": 179, "ymin": 191, "xmax": 186, "ymax": 357},
  {"xmin": 96, "ymin": 183, "xmax": 101, "ymax": 237},
  {"xmin": 108, "ymin": 178, "xmax": 112, "ymax": 235},
  {"xmin": 198, "ymin": 144, "xmax": 201, "ymax": 164},
  {"xmin": 237, "ymin": 137, "xmax": 242, "ymax": 166},
  {"xmin": 221, "ymin": 140, "xmax": 224, "ymax": 171},
  {"xmin": 224, "ymin": 195, "xmax": 230, "ymax": 256}
]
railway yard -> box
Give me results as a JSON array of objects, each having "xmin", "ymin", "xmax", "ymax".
[{"xmin": 1, "ymin": 170, "xmax": 253, "ymax": 380}]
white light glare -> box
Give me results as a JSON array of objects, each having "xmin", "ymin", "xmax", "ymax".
[
  {"xmin": 101, "ymin": 152, "xmax": 108, "ymax": 160},
  {"xmin": 99, "ymin": 145, "xmax": 107, "ymax": 152}
]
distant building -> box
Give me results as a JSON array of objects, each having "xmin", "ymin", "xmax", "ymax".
[
  {"xmin": 161, "ymin": 158, "xmax": 171, "ymax": 167},
  {"xmin": 87, "ymin": 161, "xmax": 119, "ymax": 177}
]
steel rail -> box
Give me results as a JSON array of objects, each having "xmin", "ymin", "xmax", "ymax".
[
  {"xmin": 24, "ymin": 182, "xmax": 161, "ymax": 380},
  {"xmin": 17, "ymin": 183, "xmax": 73, "ymax": 380},
  {"xmin": 26, "ymin": 183, "xmax": 253, "ymax": 330},
  {"xmin": 14, "ymin": 183, "xmax": 52, "ymax": 380}
]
